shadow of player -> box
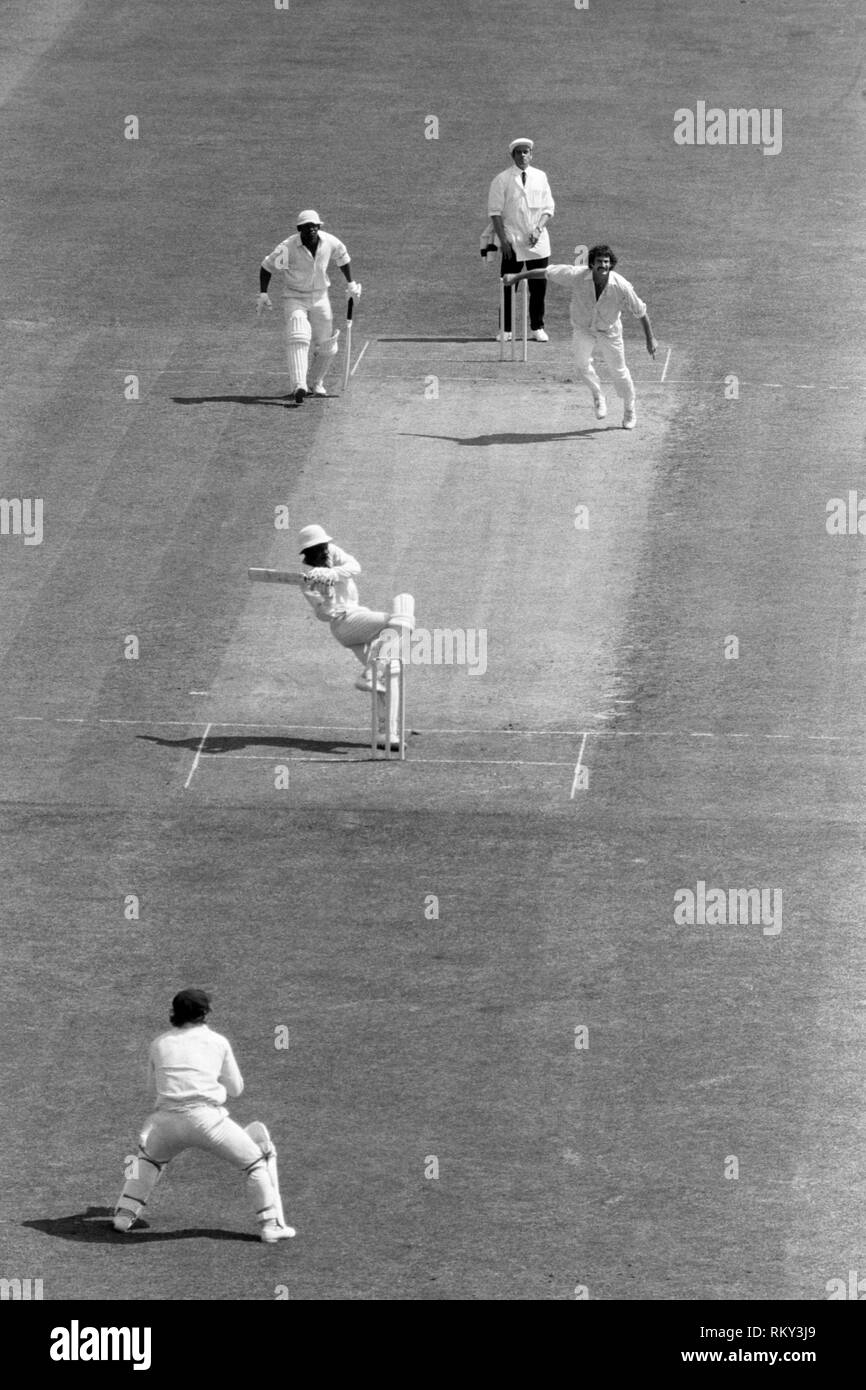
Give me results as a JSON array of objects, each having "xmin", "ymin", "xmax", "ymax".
[
  {"xmin": 23, "ymin": 1207, "xmax": 258, "ymax": 1244},
  {"xmin": 399, "ymin": 428, "xmax": 606, "ymax": 446},
  {"xmin": 138, "ymin": 733, "xmax": 368, "ymax": 755},
  {"xmin": 170, "ymin": 393, "xmax": 302, "ymax": 408}
]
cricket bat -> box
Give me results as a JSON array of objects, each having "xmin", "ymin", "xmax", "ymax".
[
  {"xmin": 342, "ymin": 296, "xmax": 354, "ymax": 392},
  {"xmin": 248, "ymin": 567, "xmax": 305, "ymax": 587}
]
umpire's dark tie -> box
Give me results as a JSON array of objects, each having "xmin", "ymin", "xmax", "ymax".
[{"xmin": 521, "ymin": 172, "xmax": 526, "ymax": 185}]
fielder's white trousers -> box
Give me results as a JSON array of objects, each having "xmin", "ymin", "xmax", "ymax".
[
  {"xmin": 572, "ymin": 327, "xmax": 635, "ymax": 406},
  {"xmin": 120, "ymin": 1104, "xmax": 277, "ymax": 1222}
]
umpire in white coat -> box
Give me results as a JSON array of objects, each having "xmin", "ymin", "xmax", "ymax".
[{"xmin": 487, "ymin": 139, "xmax": 555, "ymax": 341}]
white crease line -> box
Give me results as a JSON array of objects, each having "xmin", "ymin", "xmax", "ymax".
[
  {"xmin": 569, "ymin": 732, "xmax": 589, "ymax": 799},
  {"xmin": 200, "ymin": 752, "xmax": 575, "ymax": 767},
  {"xmin": 183, "ymin": 722, "xmax": 212, "ymax": 790},
  {"xmin": 349, "ymin": 339, "xmax": 371, "ymax": 377},
  {"xmin": 660, "ymin": 347, "xmax": 672, "ymax": 383}
]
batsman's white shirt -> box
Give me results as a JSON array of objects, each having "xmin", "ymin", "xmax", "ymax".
[
  {"xmin": 487, "ymin": 166, "xmax": 554, "ymax": 260},
  {"xmin": 301, "ymin": 544, "xmax": 361, "ymax": 621},
  {"xmin": 148, "ymin": 1024, "xmax": 244, "ymax": 1111},
  {"xmin": 262, "ymin": 231, "xmax": 350, "ymax": 299},
  {"xmin": 546, "ymin": 265, "xmax": 647, "ymax": 340}
]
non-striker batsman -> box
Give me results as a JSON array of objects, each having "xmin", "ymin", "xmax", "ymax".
[{"xmin": 257, "ymin": 210, "xmax": 362, "ymax": 402}]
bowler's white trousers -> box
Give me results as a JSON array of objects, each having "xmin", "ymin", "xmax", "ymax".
[{"xmin": 572, "ymin": 326, "xmax": 636, "ymax": 406}]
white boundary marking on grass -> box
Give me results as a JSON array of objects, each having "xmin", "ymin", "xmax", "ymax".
[
  {"xmin": 660, "ymin": 347, "xmax": 672, "ymax": 383},
  {"xmin": 183, "ymin": 722, "xmax": 212, "ymax": 789},
  {"xmin": 569, "ymin": 732, "xmax": 589, "ymax": 799},
  {"xmin": 350, "ymin": 339, "xmax": 371, "ymax": 377}
]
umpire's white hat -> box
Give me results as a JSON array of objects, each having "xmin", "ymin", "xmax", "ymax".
[
  {"xmin": 508, "ymin": 138, "xmax": 534, "ymax": 152},
  {"xmin": 298, "ymin": 524, "xmax": 332, "ymax": 552},
  {"xmin": 296, "ymin": 209, "xmax": 322, "ymax": 225}
]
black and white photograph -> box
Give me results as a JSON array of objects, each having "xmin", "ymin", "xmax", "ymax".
[{"xmin": 1, "ymin": 0, "xmax": 864, "ymax": 1344}]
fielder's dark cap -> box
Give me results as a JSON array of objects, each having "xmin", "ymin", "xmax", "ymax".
[{"xmin": 170, "ymin": 988, "xmax": 211, "ymax": 1024}]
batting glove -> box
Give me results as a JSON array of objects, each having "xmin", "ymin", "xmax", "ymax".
[
  {"xmin": 304, "ymin": 568, "xmax": 335, "ymax": 585},
  {"xmin": 346, "ymin": 281, "xmax": 362, "ymax": 299},
  {"xmin": 256, "ymin": 292, "xmax": 273, "ymax": 316}
]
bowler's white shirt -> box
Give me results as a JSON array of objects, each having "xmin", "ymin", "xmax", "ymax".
[
  {"xmin": 149, "ymin": 1024, "xmax": 244, "ymax": 1110},
  {"xmin": 487, "ymin": 166, "xmax": 554, "ymax": 260},
  {"xmin": 546, "ymin": 265, "xmax": 647, "ymax": 337},
  {"xmin": 262, "ymin": 230, "xmax": 350, "ymax": 297},
  {"xmin": 301, "ymin": 543, "xmax": 361, "ymax": 620}
]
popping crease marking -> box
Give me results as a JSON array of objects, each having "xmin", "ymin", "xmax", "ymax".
[{"xmin": 183, "ymin": 722, "xmax": 212, "ymax": 790}]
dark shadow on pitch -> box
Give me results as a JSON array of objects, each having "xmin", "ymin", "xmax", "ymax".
[
  {"xmin": 399, "ymin": 428, "xmax": 607, "ymax": 446},
  {"xmin": 170, "ymin": 393, "xmax": 301, "ymax": 408},
  {"xmin": 24, "ymin": 1207, "xmax": 259, "ymax": 1245},
  {"xmin": 138, "ymin": 733, "xmax": 368, "ymax": 755}
]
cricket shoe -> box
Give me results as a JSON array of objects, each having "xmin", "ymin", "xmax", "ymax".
[
  {"xmin": 593, "ymin": 394, "xmax": 607, "ymax": 420},
  {"xmin": 531, "ymin": 328, "xmax": 549, "ymax": 342},
  {"xmin": 113, "ymin": 1210, "xmax": 138, "ymax": 1233},
  {"xmin": 309, "ymin": 383, "xmax": 327, "ymax": 397},
  {"xmin": 497, "ymin": 331, "xmax": 512, "ymax": 342},
  {"xmin": 623, "ymin": 406, "xmax": 637, "ymax": 430},
  {"xmin": 260, "ymin": 1219, "xmax": 296, "ymax": 1243},
  {"xmin": 355, "ymin": 672, "xmax": 386, "ymax": 694},
  {"xmin": 292, "ymin": 386, "xmax": 307, "ymax": 405}
]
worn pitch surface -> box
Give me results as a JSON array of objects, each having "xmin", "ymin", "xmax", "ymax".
[{"xmin": 1, "ymin": 0, "xmax": 864, "ymax": 1299}]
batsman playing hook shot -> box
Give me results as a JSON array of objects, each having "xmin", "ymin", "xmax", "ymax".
[
  {"xmin": 296, "ymin": 524, "xmax": 411, "ymax": 700},
  {"xmin": 257, "ymin": 210, "xmax": 362, "ymax": 403},
  {"xmin": 113, "ymin": 989, "xmax": 295, "ymax": 1243}
]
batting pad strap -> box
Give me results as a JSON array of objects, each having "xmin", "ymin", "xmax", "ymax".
[
  {"xmin": 243, "ymin": 1154, "xmax": 269, "ymax": 1177},
  {"xmin": 137, "ymin": 1147, "xmax": 166, "ymax": 1172}
]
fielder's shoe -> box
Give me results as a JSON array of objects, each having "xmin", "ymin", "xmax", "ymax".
[
  {"xmin": 113, "ymin": 1210, "xmax": 137, "ymax": 1233},
  {"xmin": 623, "ymin": 406, "xmax": 637, "ymax": 430},
  {"xmin": 497, "ymin": 331, "xmax": 512, "ymax": 342},
  {"xmin": 355, "ymin": 672, "xmax": 386, "ymax": 694},
  {"xmin": 260, "ymin": 1219, "xmax": 296, "ymax": 1243},
  {"xmin": 593, "ymin": 394, "xmax": 608, "ymax": 420},
  {"xmin": 293, "ymin": 386, "xmax": 307, "ymax": 405},
  {"xmin": 531, "ymin": 328, "xmax": 549, "ymax": 342},
  {"xmin": 310, "ymin": 383, "xmax": 327, "ymax": 397}
]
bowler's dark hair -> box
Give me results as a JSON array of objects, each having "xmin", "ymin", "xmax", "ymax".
[{"xmin": 587, "ymin": 244, "xmax": 618, "ymax": 268}]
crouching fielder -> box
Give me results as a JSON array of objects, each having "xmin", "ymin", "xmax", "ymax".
[
  {"xmin": 298, "ymin": 524, "xmax": 412, "ymax": 695},
  {"xmin": 505, "ymin": 243, "xmax": 657, "ymax": 429},
  {"xmin": 113, "ymin": 989, "xmax": 295, "ymax": 1243},
  {"xmin": 257, "ymin": 210, "xmax": 362, "ymax": 404}
]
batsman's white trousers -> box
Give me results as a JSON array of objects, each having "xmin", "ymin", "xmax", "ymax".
[
  {"xmin": 283, "ymin": 291, "xmax": 333, "ymax": 351},
  {"xmin": 572, "ymin": 327, "xmax": 635, "ymax": 406},
  {"xmin": 330, "ymin": 607, "xmax": 389, "ymax": 666}
]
